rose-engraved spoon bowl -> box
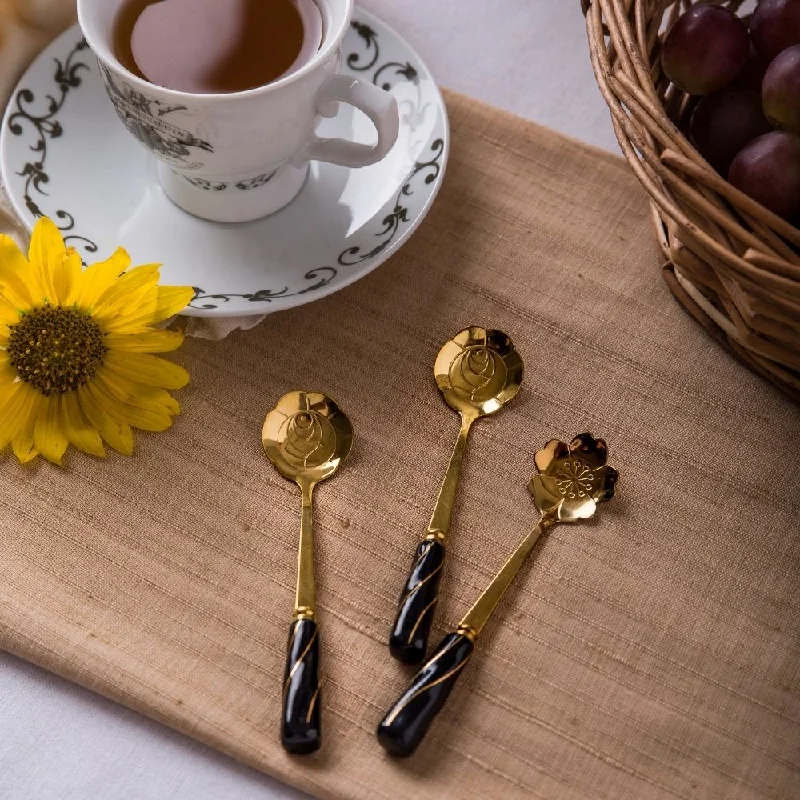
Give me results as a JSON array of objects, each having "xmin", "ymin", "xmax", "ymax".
[
  {"xmin": 262, "ymin": 391, "xmax": 353, "ymax": 755},
  {"xmin": 388, "ymin": 327, "xmax": 524, "ymax": 665},
  {"xmin": 378, "ymin": 434, "xmax": 618, "ymax": 757}
]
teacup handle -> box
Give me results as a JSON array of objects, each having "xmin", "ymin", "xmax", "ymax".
[{"xmin": 303, "ymin": 74, "xmax": 400, "ymax": 168}]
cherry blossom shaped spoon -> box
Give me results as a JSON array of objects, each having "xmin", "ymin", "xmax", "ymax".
[{"xmin": 378, "ymin": 433, "xmax": 618, "ymax": 757}]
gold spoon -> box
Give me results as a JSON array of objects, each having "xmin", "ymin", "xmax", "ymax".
[
  {"xmin": 378, "ymin": 433, "xmax": 619, "ymax": 757},
  {"xmin": 262, "ymin": 391, "xmax": 353, "ymax": 755},
  {"xmin": 389, "ymin": 327, "xmax": 524, "ymax": 664}
]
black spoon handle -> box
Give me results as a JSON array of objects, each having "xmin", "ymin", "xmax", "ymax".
[
  {"xmin": 389, "ymin": 538, "xmax": 446, "ymax": 664},
  {"xmin": 377, "ymin": 630, "xmax": 474, "ymax": 757},
  {"xmin": 281, "ymin": 617, "xmax": 321, "ymax": 755}
]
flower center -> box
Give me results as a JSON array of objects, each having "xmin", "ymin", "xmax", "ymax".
[
  {"xmin": 7, "ymin": 306, "xmax": 107, "ymax": 396},
  {"xmin": 554, "ymin": 458, "xmax": 595, "ymax": 499}
]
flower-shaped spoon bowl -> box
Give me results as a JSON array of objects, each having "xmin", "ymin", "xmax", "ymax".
[
  {"xmin": 262, "ymin": 391, "xmax": 353, "ymax": 755},
  {"xmin": 434, "ymin": 327, "xmax": 524, "ymax": 418},
  {"xmin": 531, "ymin": 433, "xmax": 618, "ymax": 522},
  {"xmin": 262, "ymin": 391, "xmax": 353, "ymax": 487},
  {"xmin": 389, "ymin": 327, "xmax": 524, "ymax": 664}
]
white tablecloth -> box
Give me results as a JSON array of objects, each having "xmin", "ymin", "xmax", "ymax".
[{"xmin": 0, "ymin": 2, "xmax": 618, "ymax": 798}]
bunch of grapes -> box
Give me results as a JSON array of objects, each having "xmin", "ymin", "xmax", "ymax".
[{"xmin": 662, "ymin": 0, "xmax": 800, "ymax": 223}]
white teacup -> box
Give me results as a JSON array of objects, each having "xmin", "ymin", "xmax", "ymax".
[{"xmin": 77, "ymin": 0, "xmax": 400, "ymax": 223}]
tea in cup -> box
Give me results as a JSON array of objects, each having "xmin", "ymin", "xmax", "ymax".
[{"xmin": 77, "ymin": 0, "xmax": 400, "ymax": 223}]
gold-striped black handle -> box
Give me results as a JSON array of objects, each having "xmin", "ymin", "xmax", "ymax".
[
  {"xmin": 281, "ymin": 617, "xmax": 321, "ymax": 755},
  {"xmin": 389, "ymin": 538, "xmax": 446, "ymax": 664},
  {"xmin": 377, "ymin": 630, "xmax": 474, "ymax": 757}
]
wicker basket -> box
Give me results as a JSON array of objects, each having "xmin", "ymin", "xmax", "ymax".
[{"xmin": 583, "ymin": 0, "xmax": 800, "ymax": 401}]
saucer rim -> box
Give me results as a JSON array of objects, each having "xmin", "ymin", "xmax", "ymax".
[{"xmin": 0, "ymin": 7, "xmax": 450, "ymax": 320}]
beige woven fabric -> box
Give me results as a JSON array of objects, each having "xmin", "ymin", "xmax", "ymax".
[
  {"xmin": 0, "ymin": 1, "xmax": 75, "ymax": 106},
  {"xmin": 1, "ymin": 92, "xmax": 799, "ymax": 800}
]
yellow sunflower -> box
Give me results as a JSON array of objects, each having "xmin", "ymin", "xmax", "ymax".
[{"xmin": 0, "ymin": 217, "xmax": 194, "ymax": 465}]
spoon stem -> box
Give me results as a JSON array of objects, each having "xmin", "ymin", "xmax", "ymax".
[
  {"xmin": 428, "ymin": 413, "xmax": 474, "ymax": 539},
  {"xmin": 459, "ymin": 516, "xmax": 555, "ymax": 640},
  {"xmin": 388, "ymin": 413, "xmax": 475, "ymax": 664},
  {"xmin": 295, "ymin": 481, "xmax": 316, "ymax": 619}
]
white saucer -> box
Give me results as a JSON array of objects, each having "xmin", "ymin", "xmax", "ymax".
[{"xmin": 0, "ymin": 10, "xmax": 449, "ymax": 318}]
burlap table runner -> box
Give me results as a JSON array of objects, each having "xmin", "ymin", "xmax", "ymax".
[{"xmin": 1, "ymin": 92, "xmax": 798, "ymax": 799}]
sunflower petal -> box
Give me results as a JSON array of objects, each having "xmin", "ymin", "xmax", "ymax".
[
  {"xmin": 0, "ymin": 234, "xmax": 39, "ymax": 309},
  {"xmin": 0, "ymin": 293, "xmax": 21, "ymax": 326},
  {"xmin": 73, "ymin": 248, "xmax": 131, "ymax": 311},
  {"xmin": 0, "ymin": 358, "xmax": 19, "ymax": 398},
  {"xmin": 0, "ymin": 234, "xmax": 29, "ymax": 277},
  {"xmin": 151, "ymin": 389, "xmax": 180, "ymax": 416},
  {"xmin": 99, "ymin": 290, "xmax": 160, "ymax": 333},
  {"xmin": 153, "ymin": 286, "xmax": 194, "ymax": 323},
  {"xmin": 28, "ymin": 218, "xmax": 65, "ymax": 304},
  {"xmin": 77, "ymin": 384, "xmax": 134, "ymax": 455},
  {"xmin": 55, "ymin": 247, "xmax": 83, "ymax": 306},
  {"xmin": 12, "ymin": 437, "xmax": 38, "ymax": 464},
  {"xmin": 93, "ymin": 371, "xmax": 175, "ymax": 432},
  {"xmin": 33, "ymin": 395, "xmax": 69, "ymax": 465},
  {"xmin": 11, "ymin": 391, "xmax": 42, "ymax": 464},
  {"xmin": 62, "ymin": 392, "xmax": 105, "ymax": 458},
  {"xmin": 105, "ymin": 350, "xmax": 190, "ymax": 390},
  {"xmin": 97, "ymin": 367, "xmax": 181, "ymax": 415},
  {"xmin": 0, "ymin": 381, "xmax": 30, "ymax": 450},
  {"xmin": 93, "ymin": 264, "xmax": 161, "ymax": 320},
  {"xmin": 104, "ymin": 330, "xmax": 185, "ymax": 353}
]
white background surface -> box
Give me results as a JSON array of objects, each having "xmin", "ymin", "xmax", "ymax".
[{"xmin": 0, "ymin": 2, "xmax": 618, "ymax": 798}]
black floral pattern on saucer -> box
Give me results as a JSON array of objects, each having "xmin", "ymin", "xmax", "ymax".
[
  {"xmin": 6, "ymin": 39, "xmax": 97, "ymax": 255},
  {"xmin": 189, "ymin": 20, "xmax": 443, "ymax": 310},
  {"xmin": 337, "ymin": 137, "xmax": 444, "ymax": 268}
]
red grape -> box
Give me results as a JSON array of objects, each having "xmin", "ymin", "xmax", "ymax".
[
  {"xmin": 729, "ymin": 131, "xmax": 800, "ymax": 220},
  {"xmin": 690, "ymin": 89, "xmax": 772, "ymax": 174},
  {"xmin": 734, "ymin": 46, "xmax": 769, "ymax": 92},
  {"xmin": 751, "ymin": 0, "xmax": 800, "ymax": 62},
  {"xmin": 763, "ymin": 45, "xmax": 800, "ymax": 133},
  {"xmin": 662, "ymin": 5, "xmax": 750, "ymax": 95}
]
